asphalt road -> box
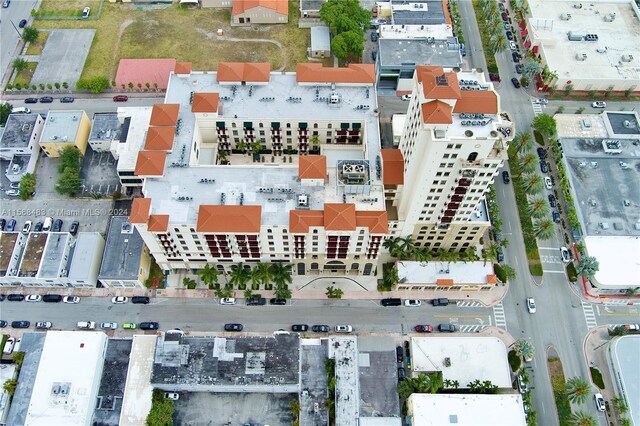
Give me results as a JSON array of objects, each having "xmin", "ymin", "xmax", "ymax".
[
  {"xmin": 0, "ymin": 0, "xmax": 39, "ymax": 87},
  {"xmin": 5, "ymin": 95, "xmax": 163, "ymax": 117}
]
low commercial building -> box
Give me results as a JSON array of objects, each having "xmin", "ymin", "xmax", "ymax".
[
  {"xmin": 39, "ymin": 110, "xmax": 91, "ymax": 158},
  {"xmin": 231, "ymin": 0, "xmax": 288, "ymax": 26},
  {"xmin": 606, "ymin": 335, "xmax": 640, "ymax": 426},
  {"xmin": 98, "ymin": 216, "xmax": 150, "ymax": 288},
  {"xmin": 112, "ymin": 106, "xmax": 152, "ymax": 195},
  {"xmin": 310, "ymin": 26, "xmax": 331, "ymax": 58},
  {"xmin": 396, "ymin": 260, "xmax": 498, "ymax": 291},
  {"xmin": 0, "ymin": 113, "xmax": 44, "ymax": 183},
  {"xmin": 88, "ymin": 112, "xmax": 122, "ymax": 152}
]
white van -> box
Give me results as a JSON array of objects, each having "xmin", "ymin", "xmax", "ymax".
[
  {"xmin": 12, "ymin": 107, "xmax": 31, "ymax": 114},
  {"xmin": 43, "ymin": 217, "xmax": 53, "ymax": 232},
  {"xmin": 77, "ymin": 321, "xmax": 96, "ymax": 330}
]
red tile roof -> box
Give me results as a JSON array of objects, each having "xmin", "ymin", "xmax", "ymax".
[
  {"xmin": 174, "ymin": 62, "xmax": 192, "ymax": 74},
  {"xmin": 380, "ymin": 149, "xmax": 404, "ymax": 185},
  {"xmin": 486, "ymin": 274, "xmax": 498, "ymax": 284},
  {"xmin": 115, "ymin": 58, "xmax": 176, "ymax": 90},
  {"xmin": 416, "ymin": 66, "xmax": 461, "ymax": 100},
  {"xmin": 147, "ymin": 214, "xmax": 169, "ymax": 232},
  {"xmin": 191, "ymin": 93, "xmax": 220, "ymax": 113},
  {"xmin": 217, "ymin": 62, "xmax": 271, "ymax": 83},
  {"xmin": 232, "ymin": 0, "xmax": 288, "ymax": 16},
  {"xmin": 355, "ymin": 211, "xmax": 388, "ymax": 234},
  {"xmin": 452, "ymin": 90, "xmax": 498, "ymax": 115},
  {"xmin": 129, "ymin": 198, "xmax": 152, "ymax": 224},
  {"xmin": 196, "ymin": 205, "xmax": 262, "ymax": 233},
  {"xmin": 421, "ymin": 100, "xmax": 453, "ymax": 124},
  {"xmin": 149, "ymin": 104, "xmax": 180, "ymax": 126},
  {"xmin": 144, "ymin": 126, "xmax": 175, "ymax": 151},
  {"xmin": 289, "ymin": 210, "xmax": 324, "ymax": 233},
  {"xmin": 324, "ymin": 203, "xmax": 357, "ymax": 231},
  {"xmin": 134, "ymin": 151, "xmax": 167, "ymax": 176},
  {"xmin": 298, "ymin": 155, "xmax": 326, "ymax": 179},
  {"xmin": 296, "ymin": 63, "xmax": 376, "ymax": 84}
]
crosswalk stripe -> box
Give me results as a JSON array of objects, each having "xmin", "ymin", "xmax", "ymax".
[
  {"xmin": 458, "ymin": 325, "xmax": 488, "ymax": 333},
  {"xmin": 456, "ymin": 301, "xmax": 485, "ymax": 308},
  {"xmin": 581, "ymin": 301, "xmax": 598, "ymax": 329},
  {"xmin": 493, "ymin": 302, "xmax": 508, "ymax": 331}
]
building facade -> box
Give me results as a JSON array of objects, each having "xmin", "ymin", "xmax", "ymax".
[{"xmin": 39, "ymin": 110, "xmax": 91, "ymax": 158}]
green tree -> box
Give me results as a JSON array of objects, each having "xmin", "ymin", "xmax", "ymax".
[
  {"xmin": 57, "ymin": 145, "xmax": 81, "ymax": 173},
  {"xmin": 443, "ymin": 379, "xmax": 460, "ymax": 389},
  {"xmin": 326, "ymin": 286, "xmax": 344, "ymax": 299},
  {"xmin": 489, "ymin": 32, "xmax": 508, "ymax": 54},
  {"xmin": 54, "ymin": 82, "xmax": 60, "ymax": 90},
  {"xmin": 21, "ymin": 26, "xmax": 40, "ymax": 44},
  {"xmin": 0, "ymin": 102, "xmax": 13, "ymax": 126},
  {"xmin": 251, "ymin": 263, "xmax": 272, "ymax": 289},
  {"xmin": 567, "ymin": 411, "xmax": 596, "ymax": 426},
  {"xmin": 383, "ymin": 237, "xmax": 401, "ymax": 258},
  {"xmin": 468, "ymin": 379, "xmax": 499, "ymax": 394},
  {"xmin": 532, "ymin": 113, "xmax": 557, "ymax": 138},
  {"xmin": 565, "ymin": 376, "xmax": 590, "ymax": 404},
  {"xmin": 182, "ymin": 277, "xmax": 197, "ymax": 289},
  {"xmin": 519, "ymin": 152, "xmax": 538, "ymax": 174},
  {"xmin": 77, "ymin": 76, "xmax": 110, "ymax": 94},
  {"xmin": 512, "ymin": 132, "xmax": 533, "ymax": 154},
  {"xmin": 146, "ymin": 390, "xmax": 174, "ymax": 426},
  {"xmin": 12, "ymin": 57, "xmax": 28, "ymax": 74},
  {"xmin": 330, "ymin": 31, "xmax": 364, "ymax": 60},
  {"xmin": 396, "ymin": 236, "xmax": 416, "ymax": 259},
  {"xmin": 229, "ymin": 264, "xmax": 251, "ymax": 289},
  {"xmin": 412, "ymin": 247, "xmax": 433, "ymax": 262},
  {"xmin": 414, "ymin": 372, "xmax": 443, "ymax": 394},
  {"xmin": 460, "ymin": 247, "xmax": 478, "ymax": 262},
  {"xmin": 197, "ymin": 264, "xmax": 218, "ymax": 288},
  {"xmin": 522, "ymin": 173, "xmax": 543, "ymax": 194},
  {"xmin": 533, "ymin": 219, "xmax": 556, "ymax": 240},
  {"xmin": 2, "ymin": 379, "xmax": 17, "ymax": 397},
  {"xmin": 271, "ymin": 263, "xmax": 292, "ymax": 297},
  {"xmin": 514, "ymin": 339, "xmax": 535, "ymax": 361},
  {"xmin": 55, "ymin": 167, "xmax": 82, "ymax": 196},
  {"xmin": 18, "ymin": 173, "xmax": 36, "ymax": 200},
  {"xmin": 502, "ymin": 264, "xmax": 517, "ymax": 281},
  {"xmin": 613, "ymin": 396, "xmax": 628, "ymax": 414},
  {"xmin": 482, "ymin": 243, "xmax": 499, "ymax": 263},
  {"xmin": 383, "ymin": 265, "xmax": 399, "ymax": 288},
  {"xmin": 528, "ymin": 197, "xmax": 550, "ymax": 219},
  {"xmin": 522, "ymin": 59, "xmax": 542, "ymax": 78},
  {"xmin": 564, "ymin": 83, "xmax": 574, "ymax": 96},
  {"xmin": 320, "ymin": 0, "xmax": 370, "ymax": 35},
  {"xmin": 576, "ymin": 256, "xmax": 599, "ymax": 279}
]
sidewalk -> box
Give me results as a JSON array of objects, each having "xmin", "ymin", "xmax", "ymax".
[{"xmin": 583, "ymin": 326, "xmax": 616, "ymax": 424}]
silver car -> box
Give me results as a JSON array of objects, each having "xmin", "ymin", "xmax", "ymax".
[{"xmin": 101, "ymin": 322, "xmax": 118, "ymax": 330}]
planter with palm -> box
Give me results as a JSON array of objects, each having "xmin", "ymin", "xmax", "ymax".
[
  {"xmin": 533, "ymin": 219, "xmax": 556, "ymax": 240},
  {"xmin": 527, "ymin": 198, "xmax": 550, "ymax": 219},
  {"xmin": 512, "ymin": 132, "xmax": 534, "ymax": 155},
  {"xmin": 522, "ymin": 173, "xmax": 544, "ymax": 195},
  {"xmin": 229, "ymin": 264, "xmax": 251, "ymax": 291},
  {"xmin": 565, "ymin": 377, "xmax": 590, "ymax": 404},
  {"xmin": 197, "ymin": 264, "xmax": 219, "ymax": 289},
  {"xmin": 519, "ymin": 152, "xmax": 538, "ymax": 174},
  {"xmin": 271, "ymin": 263, "xmax": 292, "ymax": 298}
]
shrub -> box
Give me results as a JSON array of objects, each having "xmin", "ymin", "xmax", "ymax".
[
  {"xmin": 494, "ymin": 263, "xmax": 507, "ymax": 283},
  {"xmin": 590, "ymin": 367, "xmax": 605, "ymax": 389},
  {"xmin": 566, "ymin": 263, "xmax": 578, "ymax": 282},
  {"xmin": 508, "ymin": 350, "xmax": 522, "ymax": 372}
]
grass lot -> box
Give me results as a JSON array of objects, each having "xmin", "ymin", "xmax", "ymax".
[
  {"xmin": 13, "ymin": 62, "xmax": 38, "ymax": 87},
  {"xmin": 471, "ymin": 0, "xmax": 499, "ymax": 74},
  {"xmin": 548, "ymin": 357, "xmax": 572, "ymax": 426},
  {"xmin": 34, "ymin": 0, "xmax": 102, "ymax": 18},
  {"xmin": 145, "ymin": 257, "xmax": 165, "ymax": 289},
  {"xmin": 34, "ymin": 1, "xmax": 310, "ymax": 80},
  {"xmin": 25, "ymin": 31, "xmax": 50, "ymax": 55}
]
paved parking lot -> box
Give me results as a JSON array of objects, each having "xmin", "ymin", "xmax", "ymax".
[{"xmin": 79, "ymin": 146, "xmax": 121, "ymax": 196}]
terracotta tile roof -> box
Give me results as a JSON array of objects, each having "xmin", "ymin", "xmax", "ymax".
[
  {"xmin": 144, "ymin": 126, "xmax": 175, "ymax": 151},
  {"xmin": 296, "ymin": 63, "xmax": 376, "ymax": 84},
  {"xmin": 298, "ymin": 155, "xmax": 327, "ymax": 179},
  {"xmin": 149, "ymin": 104, "xmax": 180, "ymax": 126},
  {"xmin": 196, "ymin": 205, "xmax": 262, "ymax": 233},
  {"xmin": 174, "ymin": 62, "xmax": 192, "ymax": 74},
  {"xmin": 324, "ymin": 203, "xmax": 357, "ymax": 231},
  {"xmin": 416, "ymin": 65, "xmax": 461, "ymax": 100},
  {"xmin": 289, "ymin": 210, "xmax": 324, "ymax": 233},
  {"xmin": 147, "ymin": 214, "xmax": 169, "ymax": 232},
  {"xmin": 134, "ymin": 151, "xmax": 167, "ymax": 176},
  {"xmin": 217, "ymin": 62, "xmax": 271, "ymax": 83},
  {"xmin": 191, "ymin": 93, "xmax": 220, "ymax": 113},
  {"xmin": 129, "ymin": 198, "xmax": 152, "ymax": 224},
  {"xmin": 436, "ymin": 278, "xmax": 455, "ymax": 286},
  {"xmin": 355, "ymin": 211, "xmax": 388, "ymax": 234},
  {"xmin": 232, "ymin": 0, "xmax": 288, "ymax": 16},
  {"xmin": 452, "ymin": 90, "xmax": 498, "ymax": 115},
  {"xmin": 115, "ymin": 58, "xmax": 176, "ymax": 90},
  {"xmin": 380, "ymin": 149, "xmax": 404, "ymax": 185},
  {"xmin": 421, "ymin": 100, "xmax": 453, "ymax": 124},
  {"xmin": 486, "ymin": 274, "xmax": 498, "ymax": 284}
]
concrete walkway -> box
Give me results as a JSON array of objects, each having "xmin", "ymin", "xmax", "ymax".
[{"xmin": 583, "ymin": 326, "xmax": 616, "ymax": 424}]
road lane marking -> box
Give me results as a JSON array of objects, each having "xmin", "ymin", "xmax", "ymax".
[
  {"xmin": 493, "ymin": 303, "xmax": 507, "ymax": 330},
  {"xmin": 432, "ymin": 314, "xmax": 490, "ymax": 318},
  {"xmin": 581, "ymin": 301, "xmax": 598, "ymax": 329},
  {"xmin": 538, "ymin": 246, "xmax": 560, "ymax": 250},
  {"xmin": 542, "ymin": 270, "xmax": 566, "ymax": 274}
]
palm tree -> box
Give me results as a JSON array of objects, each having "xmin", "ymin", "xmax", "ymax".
[
  {"xmin": 237, "ymin": 141, "xmax": 247, "ymax": 153},
  {"xmin": 482, "ymin": 243, "xmax": 499, "ymax": 264},
  {"xmin": 567, "ymin": 411, "xmax": 596, "ymax": 426},
  {"xmin": 576, "ymin": 256, "xmax": 599, "ymax": 279},
  {"xmin": 412, "ymin": 247, "xmax": 433, "ymax": 262},
  {"xmin": 436, "ymin": 249, "xmax": 459, "ymax": 263},
  {"xmin": 383, "ymin": 265, "xmax": 399, "ymax": 288},
  {"xmin": 523, "ymin": 59, "xmax": 542, "ymax": 78},
  {"xmin": 21, "ymin": 26, "xmax": 40, "ymax": 44},
  {"xmin": 460, "ymin": 247, "xmax": 479, "ymax": 263},
  {"xmin": 197, "ymin": 264, "xmax": 218, "ymax": 288},
  {"xmin": 415, "ymin": 372, "xmax": 443, "ymax": 394},
  {"xmin": 512, "ymin": 132, "xmax": 533, "ymax": 154},
  {"xmin": 522, "ymin": 173, "xmax": 543, "ymax": 194},
  {"xmin": 383, "ymin": 237, "xmax": 401, "ymax": 258},
  {"xmin": 533, "ymin": 219, "xmax": 556, "ymax": 240},
  {"xmin": 514, "ymin": 339, "xmax": 535, "ymax": 362},
  {"xmin": 519, "ymin": 153, "xmax": 538, "ymax": 174},
  {"xmin": 271, "ymin": 263, "xmax": 293, "ymax": 296},
  {"xmin": 490, "ymin": 33, "xmax": 508, "ymax": 54},
  {"xmin": 12, "ymin": 57, "xmax": 28, "ymax": 74},
  {"xmin": 528, "ymin": 198, "xmax": 550, "ymax": 219},
  {"xmin": 443, "ymin": 379, "xmax": 460, "ymax": 389},
  {"xmin": 396, "ymin": 236, "xmax": 416, "ymax": 259},
  {"xmin": 229, "ymin": 264, "xmax": 251, "ymax": 290},
  {"xmin": 252, "ymin": 263, "xmax": 273, "ymax": 289}
]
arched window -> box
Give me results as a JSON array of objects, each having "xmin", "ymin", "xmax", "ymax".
[
  {"xmin": 311, "ymin": 263, "xmax": 319, "ymax": 270},
  {"xmin": 297, "ymin": 263, "xmax": 305, "ymax": 275},
  {"xmin": 363, "ymin": 263, "xmax": 373, "ymax": 275}
]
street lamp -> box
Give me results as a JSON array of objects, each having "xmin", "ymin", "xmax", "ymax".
[{"xmin": 9, "ymin": 20, "xmax": 22, "ymax": 38}]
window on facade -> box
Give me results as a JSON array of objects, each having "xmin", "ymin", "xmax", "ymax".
[{"xmin": 467, "ymin": 152, "xmax": 478, "ymax": 162}]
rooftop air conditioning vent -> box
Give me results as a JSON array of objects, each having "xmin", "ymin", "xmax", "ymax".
[
  {"xmin": 621, "ymin": 54, "xmax": 634, "ymax": 63},
  {"xmin": 575, "ymin": 53, "xmax": 587, "ymax": 61},
  {"xmin": 560, "ymin": 13, "xmax": 572, "ymax": 20}
]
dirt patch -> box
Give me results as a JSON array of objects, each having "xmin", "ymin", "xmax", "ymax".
[{"xmin": 25, "ymin": 31, "xmax": 50, "ymax": 56}]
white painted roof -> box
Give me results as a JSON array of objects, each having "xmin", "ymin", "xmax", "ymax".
[
  {"xmin": 397, "ymin": 261, "xmax": 495, "ymax": 285},
  {"xmin": 585, "ymin": 236, "xmax": 640, "ymax": 288}
]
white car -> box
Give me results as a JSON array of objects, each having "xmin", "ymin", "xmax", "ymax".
[
  {"xmin": 591, "ymin": 101, "xmax": 606, "ymax": 108},
  {"xmin": 594, "ymin": 393, "xmax": 605, "ymax": 411},
  {"xmin": 22, "ymin": 220, "xmax": 32, "ymax": 234},
  {"xmin": 35, "ymin": 321, "xmax": 52, "ymax": 329},
  {"xmin": 509, "ymin": 41, "xmax": 517, "ymax": 50},
  {"xmin": 165, "ymin": 392, "xmax": 180, "ymax": 400},
  {"xmin": 100, "ymin": 322, "xmax": 118, "ymax": 330},
  {"xmin": 81, "ymin": 6, "xmax": 90, "ymax": 18},
  {"xmin": 526, "ymin": 297, "xmax": 536, "ymax": 314},
  {"xmin": 3, "ymin": 337, "xmax": 15, "ymax": 354},
  {"xmin": 335, "ymin": 325, "xmax": 353, "ymax": 333},
  {"xmin": 220, "ymin": 298, "xmax": 236, "ymax": 305},
  {"xmin": 63, "ymin": 296, "xmax": 80, "ymax": 304},
  {"xmin": 26, "ymin": 294, "xmax": 42, "ymax": 302},
  {"xmin": 112, "ymin": 296, "xmax": 128, "ymax": 304},
  {"xmin": 401, "ymin": 94, "xmax": 413, "ymax": 101},
  {"xmin": 533, "ymin": 98, "xmax": 548, "ymax": 105},
  {"xmin": 560, "ymin": 247, "xmax": 571, "ymax": 263},
  {"xmin": 544, "ymin": 176, "xmax": 553, "ymax": 190},
  {"xmin": 404, "ymin": 299, "xmax": 422, "ymax": 307},
  {"xmin": 5, "ymin": 189, "xmax": 19, "ymax": 197}
]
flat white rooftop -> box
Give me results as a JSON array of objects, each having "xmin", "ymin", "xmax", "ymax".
[
  {"xmin": 408, "ymin": 393, "xmax": 526, "ymax": 425},
  {"xmin": 119, "ymin": 335, "xmax": 156, "ymax": 426},
  {"xmin": 411, "ymin": 337, "xmax": 512, "ymax": 388},
  {"xmin": 527, "ymin": 0, "xmax": 640, "ymax": 82},
  {"xmin": 40, "ymin": 111, "xmax": 84, "ymax": 144},
  {"xmin": 116, "ymin": 107, "xmax": 152, "ymax": 172},
  {"xmin": 584, "ymin": 236, "xmax": 640, "ymax": 288},
  {"xmin": 608, "ymin": 335, "xmax": 640, "ymax": 426},
  {"xmin": 26, "ymin": 331, "xmax": 107, "ymax": 426},
  {"xmin": 397, "ymin": 260, "xmax": 495, "ymax": 285}
]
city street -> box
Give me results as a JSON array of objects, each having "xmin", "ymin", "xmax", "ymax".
[{"xmin": 0, "ymin": 0, "xmax": 40, "ymax": 87}]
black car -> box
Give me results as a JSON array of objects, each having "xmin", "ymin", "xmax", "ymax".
[
  {"xmin": 18, "ymin": 19, "xmax": 27, "ymax": 28},
  {"xmin": 370, "ymin": 31, "xmax": 378, "ymax": 42},
  {"xmin": 537, "ymin": 147, "xmax": 547, "ymax": 159},
  {"xmin": 6, "ymin": 219, "xmax": 17, "ymax": 231},
  {"xmin": 25, "ymin": 98, "xmax": 38, "ymax": 104},
  {"xmin": 7, "ymin": 294, "xmax": 25, "ymax": 301},
  {"xmin": 247, "ymin": 297, "xmax": 266, "ymax": 306},
  {"xmin": 431, "ymin": 298, "xmax": 449, "ymax": 306},
  {"xmin": 438, "ymin": 323, "xmax": 456, "ymax": 333},
  {"xmin": 12, "ymin": 321, "xmax": 30, "ymax": 328},
  {"xmin": 515, "ymin": 64, "xmax": 523, "ymax": 74},
  {"xmin": 224, "ymin": 323, "xmax": 243, "ymax": 332},
  {"xmin": 43, "ymin": 294, "xmax": 63, "ymax": 303},
  {"xmin": 396, "ymin": 346, "xmax": 404, "ymax": 363},
  {"xmin": 0, "ymin": 320, "xmax": 7, "ymax": 328},
  {"xmin": 52, "ymin": 219, "xmax": 63, "ymax": 232},
  {"xmin": 552, "ymin": 211, "xmax": 561, "ymax": 223},
  {"xmin": 512, "ymin": 52, "xmax": 520, "ymax": 63},
  {"xmin": 540, "ymin": 161, "xmax": 549, "ymax": 173},
  {"xmin": 39, "ymin": 96, "xmax": 54, "ymax": 103},
  {"xmin": 0, "ymin": 294, "xmax": 4, "ymax": 301},
  {"xmin": 269, "ymin": 298, "xmax": 287, "ymax": 305},
  {"xmin": 497, "ymin": 247, "xmax": 505, "ymax": 262},
  {"xmin": 60, "ymin": 96, "xmax": 75, "ymax": 103},
  {"xmin": 502, "ymin": 171, "xmax": 510, "ymax": 184},
  {"xmin": 291, "ymin": 324, "xmax": 309, "ymax": 332},
  {"xmin": 0, "ymin": 218, "xmax": 5, "ymax": 231},
  {"xmin": 397, "ymin": 367, "xmax": 406, "ymax": 381},
  {"xmin": 132, "ymin": 296, "xmax": 150, "ymax": 304},
  {"xmin": 312, "ymin": 325, "xmax": 330, "ymax": 333},
  {"xmin": 69, "ymin": 221, "xmax": 79, "ymax": 235},
  {"xmin": 506, "ymin": 31, "xmax": 513, "ymax": 40},
  {"xmin": 139, "ymin": 322, "xmax": 159, "ymax": 330},
  {"xmin": 511, "ymin": 77, "xmax": 521, "ymax": 88},
  {"xmin": 34, "ymin": 221, "xmax": 43, "ymax": 232},
  {"xmin": 548, "ymin": 194, "xmax": 557, "ymax": 208},
  {"xmin": 381, "ymin": 298, "xmax": 402, "ymax": 306}
]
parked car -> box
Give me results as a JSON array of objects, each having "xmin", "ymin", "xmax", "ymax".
[
  {"xmin": 77, "ymin": 321, "xmax": 96, "ymax": 330},
  {"xmin": 113, "ymin": 95, "xmax": 128, "ymax": 102},
  {"xmin": 518, "ymin": 375, "xmax": 528, "ymax": 393},
  {"xmin": 506, "ymin": 31, "xmax": 513, "ymax": 40},
  {"xmin": 312, "ymin": 325, "xmax": 330, "ymax": 333},
  {"xmin": 502, "ymin": 171, "xmax": 510, "ymax": 184},
  {"xmin": 26, "ymin": 294, "xmax": 42, "ymax": 302},
  {"xmin": 220, "ymin": 298, "xmax": 236, "ymax": 305},
  {"xmin": 591, "ymin": 101, "xmax": 606, "ymax": 108},
  {"xmin": 415, "ymin": 324, "xmax": 433, "ymax": 333},
  {"xmin": 3, "ymin": 337, "xmax": 16, "ymax": 354},
  {"xmin": 81, "ymin": 6, "xmax": 90, "ymax": 18},
  {"xmin": 6, "ymin": 219, "xmax": 16, "ymax": 231},
  {"xmin": 24, "ymin": 97, "xmax": 38, "ymax": 104},
  {"xmin": 43, "ymin": 294, "xmax": 62, "ymax": 303},
  {"xmin": 526, "ymin": 297, "xmax": 536, "ymax": 313},
  {"xmin": 60, "ymin": 96, "xmax": 75, "ymax": 103},
  {"xmin": 35, "ymin": 321, "xmax": 52, "ymax": 329},
  {"xmin": 497, "ymin": 247, "xmax": 505, "ymax": 262},
  {"xmin": 34, "ymin": 222, "xmax": 43, "ymax": 232},
  {"xmin": 431, "ymin": 298, "xmax": 449, "ymax": 306},
  {"xmin": 381, "ymin": 298, "xmax": 402, "ymax": 306},
  {"xmin": 534, "ymin": 98, "xmax": 549, "ymax": 105},
  {"xmin": 165, "ymin": 392, "xmax": 180, "ymax": 400},
  {"xmin": 460, "ymin": 43, "xmax": 466, "ymax": 57},
  {"xmin": 22, "ymin": 220, "xmax": 32, "ymax": 234},
  {"xmin": 63, "ymin": 296, "xmax": 80, "ymax": 303},
  {"xmin": 548, "ymin": 194, "xmax": 557, "ymax": 207},
  {"xmin": 371, "ymin": 51, "xmax": 377, "ymax": 61},
  {"xmin": 501, "ymin": 11, "xmax": 508, "ymax": 21},
  {"xmin": 2, "ymin": 0, "xmax": 10, "ymax": 8},
  {"xmin": 512, "ymin": 52, "xmax": 520, "ymax": 63},
  {"xmin": 539, "ymin": 161, "xmax": 549, "ymax": 173},
  {"xmin": 139, "ymin": 322, "xmax": 159, "ymax": 330},
  {"xmin": 397, "ymin": 367, "xmax": 406, "ymax": 381},
  {"xmin": 544, "ymin": 176, "xmax": 553, "ymax": 190},
  {"xmin": 5, "ymin": 189, "xmax": 19, "ymax": 197},
  {"xmin": 18, "ymin": 19, "xmax": 27, "ymax": 28},
  {"xmin": 438, "ymin": 323, "xmax": 456, "ymax": 333},
  {"xmin": 404, "ymin": 299, "xmax": 421, "ymax": 307},
  {"xmin": 52, "ymin": 219, "xmax": 63, "ymax": 232},
  {"xmin": 246, "ymin": 297, "xmax": 266, "ymax": 306},
  {"xmin": 396, "ymin": 346, "xmax": 404, "ymax": 363},
  {"xmin": 11, "ymin": 321, "xmax": 30, "ymax": 328},
  {"xmin": 7, "ymin": 294, "xmax": 25, "ymax": 301},
  {"xmin": 624, "ymin": 324, "xmax": 639, "ymax": 331},
  {"xmin": 132, "ymin": 296, "xmax": 150, "ymax": 304},
  {"xmin": 112, "ymin": 296, "xmax": 128, "ymax": 304},
  {"xmin": 269, "ymin": 298, "xmax": 287, "ymax": 305},
  {"xmin": 291, "ymin": 324, "xmax": 308, "ymax": 332},
  {"xmin": 594, "ymin": 393, "xmax": 605, "ymax": 411},
  {"xmin": 69, "ymin": 221, "xmax": 79, "ymax": 235},
  {"xmin": 101, "ymin": 322, "xmax": 118, "ymax": 330},
  {"xmin": 0, "ymin": 218, "xmax": 5, "ymax": 231},
  {"xmin": 335, "ymin": 325, "xmax": 353, "ymax": 333},
  {"xmin": 370, "ymin": 31, "xmax": 378, "ymax": 42},
  {"xmin": 509, "ymin": 41, "xmax": 517, "ymax": 50},
  {"xmin": 123, "ymin": 322, "xmax": 137, "ymax": 329},
  {"xmin": 39, "ymin": 96, "xmax": 54, "ymax": 103},
  {"xmin": 515, "ymin": 64, "xmax": 523, "ymax": 74},
  {"xmin": 43, "ymin": 217, "xmax": 52, "ymax": 231},
  {"xmin": 511, "ymin": 77, "xmax": 521, "ymax": 88},
  {"xmin": 560, "ymin": 247, "xmax": 571, "ymax": 263},
  {"xmin": 552, "ymin": 211, "xmax": 561, "ymax": 223},
  {"xmin": 0, "ymin": 320, "xmax": 7, "ymax": 328},
  {"xmin": 537, "ymin": 147, "xmax": 547, "ymax": 159},
  {"xmin": 224, "ymin": 323, "xmax": 243, "ymax": 332}
]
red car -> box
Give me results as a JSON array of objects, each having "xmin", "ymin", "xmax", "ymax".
[
  {"xmin": 415, "ymin": 325, "xmax": 433, "ymax": 333},
  {"xmin": 113, "ymin": 95, "xmax": 128, "ymax": 102},
  {"xmin": 501, "ymin": 11, "xmax": 509, "ymax": 21}
]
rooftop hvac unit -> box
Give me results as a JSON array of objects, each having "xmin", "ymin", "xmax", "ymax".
[
  {"xmin": 575, "ymin": 53, "xmax": 587, "ymax": 61},
  {"xmin": 603, "ymin": 13, "xmax": 616, "ymax": 22},
  {"xmin": 567, "ymin": 31, "xmax": 583, "ymax": 41},
  {"xmin": 560, "ymin": 13, "xmax": 572, "ymax": 20},
  {"xmin": 621, "ymin": 54, "xmax": 634, "ymax": 63},
  {"xmin": 343, "ymin": 164, "xmax": 366, "ymax": 176},
  {"xmin": 330, "ymin": 94, "xmax": 340, "ymax": 104}
]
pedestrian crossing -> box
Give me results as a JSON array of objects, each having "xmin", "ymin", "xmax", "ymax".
[
  {"xmin": 456, "ymin": 301, "xmax": 485, "ymax": 308},
  {"xmin": 531, "ymin": 99, "xmax": 544, "ymax": 115},
  {"xmin": 581, "ymin": 301, "xmax": 598, "ymax": 329},
  {"xmin": 458, "ymin": 325, "xmax": 488, "ymax": 333},
  {"xmin": 493, "ymin": 302, "xmax": 508, "ymax": 330},
  {"xmin": 603, "ymin": 299, "xmax": 630, "ymax": 306}
]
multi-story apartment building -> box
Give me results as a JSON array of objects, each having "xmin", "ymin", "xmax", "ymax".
[
  {"xmin": 391, "ymin": 65, "xmax": 513, "ymax": 251},
  {"xmin": 129, "ymin": 63, "xmax": 388, "ymax": 276}
]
